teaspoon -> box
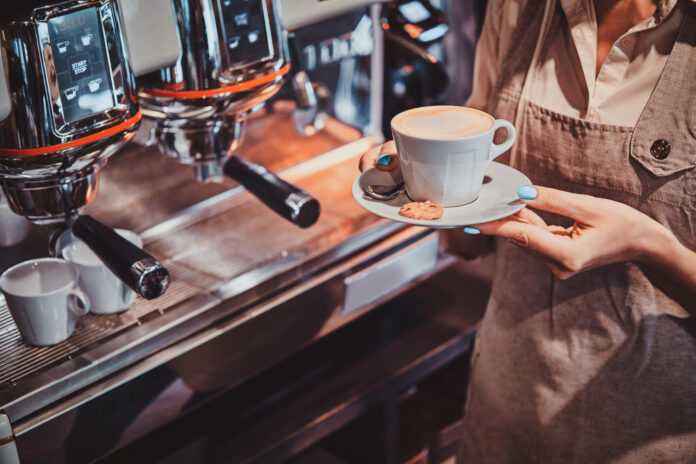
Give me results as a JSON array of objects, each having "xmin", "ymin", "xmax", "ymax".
[{"xmin": 365, "ymin": 182, "xmax": 405, "ymax": 201}]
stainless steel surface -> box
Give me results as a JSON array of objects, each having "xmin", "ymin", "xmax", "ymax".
[
  {"xmin": 291, "ymin": 71, "xmax": 329, "ymax": 136},
  {"xmin": 0, "ymin": 0, "xmax": 140, "ymax": 222},
  {"xmin": 285, "ymin": 190, "xmax": 319, "ymax": 224},
  {"xmin": 365, "ymin": 181, "xmax": 405, "ymax": 201},
  {"xmin": 129, "ymin": 258, "xmax": 170, "ymax": 300},
  {"xmin": 152, "ymin": 116, "xmax": 244, "ymax": 182},
  {"xmin": 287, "ymin": 8, "xmax": 380, "ymax": 134},
  {"xmin": 2, "ymin": 166, "xmax": 106, "ymax": 224},
  {"xmin": 139, "ymin": 0, "xmax": 286, "ymax": 104},
  {"xmin": 342, "ymin": 233, "xmax": 439, "ymax": 315},
  {"xmin": 0, "ymin": 413, "xmax": 20, "ymax": 464},
  {"xmin": 0, "ymin": 4, "xmax": 444, "ymax": 461},
  {"xmin": 116, "ymin": 0, "xmax": 181, "ymax": 76},
  {"xmin": 136, "ymin": 0, "xmax": 287, "ymax": 121},
  {"xmin": 280, "ymin": 0, "xmax": 390, "ymax": 30},
  {"xmin": 13, "ymin": 253, "xmax": 489, "ymax": 464},
  {"xmin": 0, "ymin": 48, "xmax": 10, "ymax": 121},
  {"xmin": 137, "ymin": 0, "xmax": 315, "ymax": 223},
  {"xmin": 0, "ymin": 127, "xmax": 394, "ymax": 428}
]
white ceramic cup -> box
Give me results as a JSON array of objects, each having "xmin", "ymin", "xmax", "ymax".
[
  {"xmin": 61, "ymin": 229, "xmax": 141, "ymax": 314},
  {"xmin": 0, "ymin": 258, "xmax": 90, "ymax": 346},
  {"xmin": 0, "ymin": 192, "xmax": 30, "ymax": 248},
  {"xmin": 391, "ymin": 106, "xmax": 517, "ymax": 207}
]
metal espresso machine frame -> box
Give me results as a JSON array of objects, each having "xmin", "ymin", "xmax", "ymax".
[
  {"xmin": 138, "ymin": 0, "xmax": 320, "ymax": 228},
  {"xmin": 0, "ymin": 1, "xmax": 490, "ymax": 462},
  {"xmin": 0, "ymin": 0, "xmax": 179, "ymax": 299}
]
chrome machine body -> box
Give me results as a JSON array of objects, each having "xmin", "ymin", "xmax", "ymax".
[
  {"xmin": 138, "ymin": 0, "xmax": 289, "ymax": 179},
  {"xmin": 0, "ymin": 0, "xmax": 181, "ymax": 299},
  {"xmin": 138, "ymin": 0, "xmax": 320, "ymax": 228},
  {"xmin": 0, "ymin": 0, "xmax": 140, "ymax": 223}
]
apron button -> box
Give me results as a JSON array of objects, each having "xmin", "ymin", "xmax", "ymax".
[{"xmin": 650, "ymin": 139, "xmax": 670, "ymax": 159}]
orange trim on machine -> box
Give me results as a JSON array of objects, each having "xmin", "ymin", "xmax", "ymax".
[
  {"xmin": 0, "ymin": 112, "xmax": 142, "ymax": 157},
  {"xmin": 143, "ymin": 63, "xmax": 291, "ymax": 99},
  {"xmin": 0, "ymin": 435, "xmax": 15, "ymax": 446}
]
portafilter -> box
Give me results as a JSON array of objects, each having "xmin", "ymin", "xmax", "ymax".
[
  {"xmin": 0, "ymin": 0, "xmax": 180, "ymax": 299},
  {"xmin": 137, "ymin": 0, "xmax": 320, "ymax": 229}
]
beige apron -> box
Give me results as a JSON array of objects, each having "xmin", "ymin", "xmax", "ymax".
[{"xmin": 459, "ymin": 1, "xmax": 696, "ymax": 462}]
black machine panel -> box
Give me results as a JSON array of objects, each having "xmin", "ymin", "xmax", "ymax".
[
  {"xmin": 47, "ymin": 7, "xmax": 115, "ymax": 123},
  {"xmin": 219, "ymin": 0, "xmax": 274, "ymax": 69}
]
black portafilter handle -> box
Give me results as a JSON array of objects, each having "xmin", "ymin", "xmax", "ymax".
[
  {"xmin": 222, "ymin": 156, "xmax": 320, "ymax": 228},
  {"xmin": 71, "ymin": 215, "xmax": 170, "ymax": 300}
]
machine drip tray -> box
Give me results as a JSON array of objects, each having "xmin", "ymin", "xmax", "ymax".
[{"xmin": 0, "ymin": 109, "xmax": 401, "ymax": 430}]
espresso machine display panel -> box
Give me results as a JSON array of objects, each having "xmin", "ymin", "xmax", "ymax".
[
  {"xmin": 46, "ymin": 8, "xmax": 115, "ymax": 123},
  {"xmin": 220, "ymin": 0, "xmax": 274, "ymax": 69}
]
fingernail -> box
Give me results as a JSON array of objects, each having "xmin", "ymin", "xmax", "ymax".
[
  {"xmin": 463, "ymin": 227, "xmax": 480, "ymax": 235},
  {"xmin": 376, "ymin": 154, "xmax": 392, "ymax": 166},
  {"xmin": 517, "ymin": 185, "xmax": 538, "ymax": 200}
]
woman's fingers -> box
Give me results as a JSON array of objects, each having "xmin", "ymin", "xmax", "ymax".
[
  {"xmin": 381, "ymin": 140, "xmax": 397, "ymax": 154},
  {"xmin": 518, "ymin": 186, "xmax": 596, "ymax": 223},
  {"xmin": 474, "ymin": 218, "xmax": 576, "ymax": 265},
  {"xmin": 547, "ymin": 225, "xmax": 574, "ymax": 236},
  {"xmin": 358, "ymin": 141, "xmax": 399, "ymax": 172},
  {"xmin": 515, "ymin": 207, "xmax": 547, "ymax": 228},
  {"xmin": 359, "ymin": 145, "xmax": 382, "ymax": 172}
]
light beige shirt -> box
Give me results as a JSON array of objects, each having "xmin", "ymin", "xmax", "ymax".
[{"xmin": 467, "ymin": 0, "xmax": 683, "ymax": 126}]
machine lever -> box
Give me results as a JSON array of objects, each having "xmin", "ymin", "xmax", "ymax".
[
  {"xmin": 72, "ymin": 215, "xmax": 170, "ymax": 299},
  {"xmin": 223, "ymin": 156, "xmax": 320, "ymax": 228}
]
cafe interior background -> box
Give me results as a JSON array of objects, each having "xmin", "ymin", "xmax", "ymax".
[{"xmin": 0, "ymin": 0, "xmax": 491, "ymax": 462}]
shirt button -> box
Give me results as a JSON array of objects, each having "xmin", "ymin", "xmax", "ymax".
[{"xmin": 650, "ymin": 139, "xmax": 671, "ymax": 160}]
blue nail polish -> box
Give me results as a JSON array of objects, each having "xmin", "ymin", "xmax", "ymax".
[
  {"xmin": 517, "ymin": 185, "xmax": 538, "ymax": 200},
  {"xmin": 463, "ymin": 227, "xmax": 480, "ymax": 235},
  {"xmin": 376, "ymin": 154, "xmax": 392, "ymax": 166}
]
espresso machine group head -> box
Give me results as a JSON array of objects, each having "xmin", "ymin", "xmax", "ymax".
[
  {"xmin": 138, "ymin": 0, "xmax": 320, "ymax": 229},
  {"xmin": 0, "ymin": 0, "xmax": 141, "ymax": 223},
  {"xmin": 0, "ymin": 0, "xmax": 180, "ymax": 299}
]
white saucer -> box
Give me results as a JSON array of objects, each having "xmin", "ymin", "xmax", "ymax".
[{"xmin": 352, "ymin": 162, "xmax": 531, "ymax": 229}]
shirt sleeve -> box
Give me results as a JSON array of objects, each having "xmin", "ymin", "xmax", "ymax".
[{"xmin": 465, "ymin": 0, "xmax": 504, "ymax": 111}]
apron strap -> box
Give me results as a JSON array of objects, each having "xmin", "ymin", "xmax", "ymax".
[{"xmin": 511, "ymin": 0, "xmax": 557, "ymax": 166}]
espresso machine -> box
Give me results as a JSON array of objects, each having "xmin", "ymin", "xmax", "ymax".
[
  {"xmin": 137, "ymin": 0, "xmax": 321, "ymax": 228},
  {"xmin": 0, "ymin": 0, "xmax": 180, "ymax": 298},
  {"xmin": 0, "ymin": 1, "xmax": 498, "ymax": 463}
]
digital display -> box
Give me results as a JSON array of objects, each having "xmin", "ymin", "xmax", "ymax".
[
  {"xmin": 47, "ymin": 8, "xmax": 115, "ymax": 123},
  {"xmin": 219, "ymin": 0, "xmax": 274, "ymax": 69},
  {"xmin": 398, "ymin": 1, "xmax": 431, "ymax": 23}
]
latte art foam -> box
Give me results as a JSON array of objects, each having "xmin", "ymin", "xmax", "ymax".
[{"xmin": 392, "ymin": 106, "xmax": 495, "ymax": 139}]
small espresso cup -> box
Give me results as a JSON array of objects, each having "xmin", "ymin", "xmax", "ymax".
[
  {"xmin": 391, "ymin": 105, "xmax": 517, "ymax": 207},
  {"xmin": 0, "ymin": 258, "xmax": 90, "ymax": 346},
  {"xmin": 61, "ymin": 229, "xmax": 141, "ymax": 314}
]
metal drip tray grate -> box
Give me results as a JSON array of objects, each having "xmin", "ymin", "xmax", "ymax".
[
  {"xmin": 0, "ymin": 260, "xmax": 202, "ymax": 389},
  {"xmin": 0, "ymin": 299, "xmax": 127, "ymax": 390}
]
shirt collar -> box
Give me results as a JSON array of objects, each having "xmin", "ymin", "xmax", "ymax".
[{"xmin": 654, "ymin": 0, "xmax": 679, "ymax": 25}]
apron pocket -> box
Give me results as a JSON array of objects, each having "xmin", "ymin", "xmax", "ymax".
[{"xmin": 629, "ymin": 96, "xmax": 696, "ymax": 177}]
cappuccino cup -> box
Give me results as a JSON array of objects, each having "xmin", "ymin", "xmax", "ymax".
[
  {"xmin": 391, "ymin": 105, "xmax": 517, "ymax": 207},
  {"xmin": 0, "ymin": 258, "xmax": 90, "ymax": 346},
  {"xmin": 61, "ymin": 229, "xmax": 141, "ymax": 314}
]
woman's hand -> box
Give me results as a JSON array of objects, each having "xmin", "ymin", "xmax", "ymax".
[
  {"xmin": 466, "ymin": 185, "xmax": 680, "ymax": 280},
  {"xmin": 359, "ymin": 140, "xmax": 399, "ymax": 172}
]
